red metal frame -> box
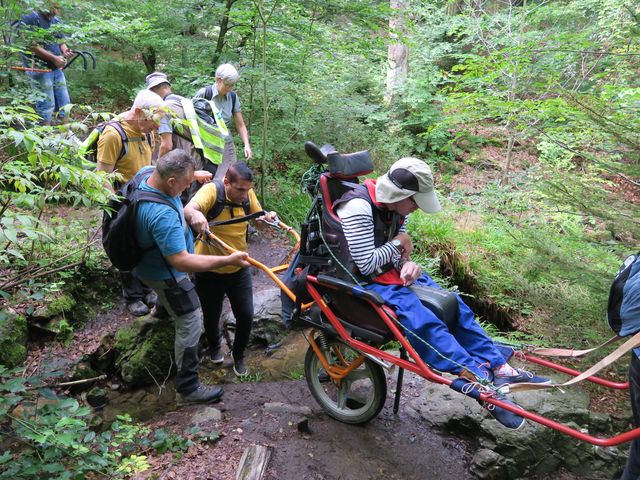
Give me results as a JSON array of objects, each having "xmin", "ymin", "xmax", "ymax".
[{"xmin": 305, "ymin": 275, "xmax": 640, "ymax": 447}]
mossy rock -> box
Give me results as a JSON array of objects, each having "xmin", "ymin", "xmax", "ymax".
[
  {"xmin": 33, "ymin": 294, "xmax": 77, "ymax": 320},
  {"xmin": 0, "ymin": 309, "xmax": 27, "ymax": 367},
  {"xmin": 114, "ymin": 316, "xmax": 175, "ymax": 387}
]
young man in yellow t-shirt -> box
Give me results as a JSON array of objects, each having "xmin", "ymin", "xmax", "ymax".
[{"xmin": 184, "ymin": 162, "xmax": 275, "ymax": 376}]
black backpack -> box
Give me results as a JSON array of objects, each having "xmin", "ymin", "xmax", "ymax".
[
  {"xmin": 102, "ymin": 167, "xmax": 180, "ymax": 271},
  {"xmin": 206, "ymin": 178, "xmax": 251, "ymax": 223},
  {"xmin": 203, "ymin": 85, "xmax": 237, "ymax": 111},
  {"xmin": 607, "ymin": 252, "xmax": 640, "ymax": 334},
  {"xmin": 80, "ymin": 121, "xmax": 152, "ymax": 163}
]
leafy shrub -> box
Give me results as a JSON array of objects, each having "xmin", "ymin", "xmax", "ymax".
[{"xmin": 0, "ymin": 366, "xmax": 200, "ymax": 479}]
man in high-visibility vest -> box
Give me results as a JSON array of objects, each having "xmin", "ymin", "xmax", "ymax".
[
  {"xmin": 146, "ymin": 72, "xmax": 229, "ymax": 195},
  {"xmin": 193, "ymin": 63, "xmax": 252, "ymax": 181}
]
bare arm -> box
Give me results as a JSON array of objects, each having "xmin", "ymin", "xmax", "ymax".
[
  {"xmin": 158, "ymin": 132, "xmax": 173, "ymax": 158},
  {"xmin": 96, "ymin": 161, "xmax": 115, "ymax": 193},
  {"xmin": 183, "ymin": 200, "xmax": 208, "ymax": 234},
  {"xmin": 59, "ymin": 43, "xmax": 73, "ymax": 58},
  {"xmin": 165, "ymin": 250, "xmax": 249, "ymax": 272},
  {"xmin": 31, "ymin": 45, "xmax": 65, "ymax": 68},
  {"xmin": 233, "ymin": 111, "xmax": 252, "ymax": 160}
]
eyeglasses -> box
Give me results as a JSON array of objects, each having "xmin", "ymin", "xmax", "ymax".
[{"xmin": 388, "ymin": 168, "xmax": 420, "ymax": 192}]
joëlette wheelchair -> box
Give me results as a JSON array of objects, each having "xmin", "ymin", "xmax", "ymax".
[{"xmin": 204, "ymin": 141, "xmax": 640, "ymax": 446}]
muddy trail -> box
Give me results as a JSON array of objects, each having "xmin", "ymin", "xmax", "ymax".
[{"xmin": 25, "ymin": 225, "xmax": 588, "ymax": 480}]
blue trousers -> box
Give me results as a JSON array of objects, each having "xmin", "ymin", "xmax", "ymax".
[
  {"xmin": 28, "ymin": 68, "xmax": 70, "ymax": 123},
  {"xmin": 365, "ymin": 274, "xmax": 509, "ymax": 379}
]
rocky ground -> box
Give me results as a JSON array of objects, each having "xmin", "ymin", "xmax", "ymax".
[{"xmin": 19, "ymin": 216, "xmax": 632, "ymax": 480}]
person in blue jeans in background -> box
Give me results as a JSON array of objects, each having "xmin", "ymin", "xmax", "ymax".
[
  {"xmin": 17, "ymin": 1, "xmax": 73, "ymax": 124},
  {"xmin": 620, "ymin": 257, "xmax": 640, "ymax": 480}
]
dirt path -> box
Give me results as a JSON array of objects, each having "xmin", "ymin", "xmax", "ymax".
[{"xmin": 140, "ymin": 377, "xmax": 474, "ymax": 480}]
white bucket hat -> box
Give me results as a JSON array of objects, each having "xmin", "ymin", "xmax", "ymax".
[
  {"xmin": 145, "ymin": 72, "xmax": 171, "ymax": 90},
  {"xmin": 375, "ymin": 157, "xmax": 442, "ymax": 213}
]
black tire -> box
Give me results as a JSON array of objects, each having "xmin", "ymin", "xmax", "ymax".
[{"xmin": 304, "ymin": 336, "xmax": 387, "ymax": 424}]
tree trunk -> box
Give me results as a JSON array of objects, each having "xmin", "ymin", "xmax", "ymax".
[
  {"xmin": 141, "ymin": 46, "xmax": 156, "ymax": 74},
  {"xmin": 384, "ymin": 0, "xmax": 409, "ymax": 105},
  {"xmin": 212, "ymin": 0, "xmax": 238, "ymax": 67}
]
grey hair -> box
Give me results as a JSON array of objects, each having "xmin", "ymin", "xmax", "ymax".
[
  {"xmin": 156, "ymin": 150, "xmax": 195, "ymax": 180},
  {"xmin": 132, "ymin": 89, "xmax": 166, "ymax": 110},
  {"xmin": 215, "ymin": 63, "xmax": 240, "ymax": 84}
]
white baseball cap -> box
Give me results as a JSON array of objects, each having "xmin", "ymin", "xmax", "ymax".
[{"xmin": 375, "ymin": 157, "xmax": 442, "ymax": 213}]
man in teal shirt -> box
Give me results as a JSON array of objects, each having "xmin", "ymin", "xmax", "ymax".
[{"xmin": 134, "ymin": 150, "xmax": 249, "ymax": 406}]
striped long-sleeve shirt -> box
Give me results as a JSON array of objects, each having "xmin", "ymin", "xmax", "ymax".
[{"xmin": 336, "ymin": 198, "xmax": 406, "ymax": 277}]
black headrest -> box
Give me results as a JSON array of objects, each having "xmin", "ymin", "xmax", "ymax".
[
  {"xmin": 305, "ymin": 141, "xmax": 337, "ymax": 164},
  {"xmin": 327, "ymin": 151, "xmax": 373, "ymax": 179}
]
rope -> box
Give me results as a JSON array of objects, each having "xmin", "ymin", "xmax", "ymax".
[{"xmin": 300, "ymin": 164, "xmax": 325, "ymax": 197}]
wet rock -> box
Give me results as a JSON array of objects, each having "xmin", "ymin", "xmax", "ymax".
[
  {"xmin": 86, "ymin": 387, "xmax": 109, "ymax": 408},
  {"xmin": 89, "ymin": 333, "xmax": 115, "ymax": 372},
  {"xmin": 0, "ymin": 308, "xmax": 27, "ymax": 367},
  {"xmin": 224, "ymin": 288, "xmax": 287, "ymax": 347},
  {"xmin": 191, "ymin": 407, "xmax": 223, "ymax": 425},
  {"xmin": 469, "ymin": 449, "xmax": 509, "ymax": 480},
  {"xmin": 408, "ymin": 376, "xmax": 630, "ymax": 479},
  {"xmin": 113, "ymin": 315, "xmax": 175, "ymax": 387}
]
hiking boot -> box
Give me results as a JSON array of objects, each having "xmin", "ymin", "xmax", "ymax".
[
  {"xmin": 210, "ymin": 347, "xmax": 224, "ymax": 365},
  {"xmin": 266, "ymin": 339, "xmax": 284, "ymax": 355},
  {"xmin": 450, "ymin": 378, "xmax": 525, "ymax": 430},
  {"xmin": 232, "ymin": 354, "xmax": 248, "ymax": 377},
  {"xmin": 482, "ymin": 394, "xmax": 526, "ymax": 430},
  {"xmin": 494, "ymin": 368, "xmax": 551, "ymax": 387},
  {"xmin": 176, "ymin": 384, "xmax": 224, "ymax": 407},
  {"xmin": 127, "ymin": 300, "xmax": 150, "ymax": 317},
  {"xmin": 144, "ymin": 291, "xmax": 158, "ymax": 307},
  {"xmin": 151, "ymin": 304, "xmax": 170, "ymax": 319}
]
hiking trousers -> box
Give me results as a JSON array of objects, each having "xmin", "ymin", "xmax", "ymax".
[
  {"xmin": 195, "ymin": 268, "xmax": 253, "ymax": 361},
  {"xmin": 142, "ymin": 276, "xmax": 202, "ymax": 395},
  {"xmin": 365, "ymin": 274, "xmax": 508, "ymax": 380}
]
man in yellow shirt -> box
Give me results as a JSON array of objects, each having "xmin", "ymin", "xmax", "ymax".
[
  {"xmin": 184, "ymin": 162, "xmax": 275, "ymax": 376},
  {"xmin": 97, "ymin": 89, "xmax": 166, "ymax": 316}
]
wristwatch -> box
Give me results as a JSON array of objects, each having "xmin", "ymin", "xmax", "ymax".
[{"xmin": 391, "ymin": 239, "xmax": 404, "ymax": 254}]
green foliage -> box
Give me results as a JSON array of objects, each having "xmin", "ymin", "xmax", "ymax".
[
  {"xmin": 0, "ymin": 104, "xmax": 114, "ymax": 303},
  {"xmin": 236, "ymin": 371, "xmax": 263, "ymax": 383},
  {"xmin": 409, "ymin": 177, "xmax": 622, "ymax": 346},
  {"xmin": 0, "ymin": 366, "xmax": 201, "ymax": 479},
  {"xmin": 0, "ymin": 311, "xmax": 27, "ymax": 367}
]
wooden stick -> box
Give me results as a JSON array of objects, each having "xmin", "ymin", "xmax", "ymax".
[{"xmin": 235, "ymin": 444, "xmax": 272, "ymax": 480}]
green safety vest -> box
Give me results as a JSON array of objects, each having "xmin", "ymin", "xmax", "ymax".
[{"xmin": 181, "ymin": 98, "xmax": 229, "ymax": 166}]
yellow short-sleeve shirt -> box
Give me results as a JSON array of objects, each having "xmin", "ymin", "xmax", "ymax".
[
  {"xmin": 192, "ymin": 182, "xmax": 262, "ymax": 274},
  {"xmin": 97, "ymin": 122, "xmax": 153, "ymax": 184}
]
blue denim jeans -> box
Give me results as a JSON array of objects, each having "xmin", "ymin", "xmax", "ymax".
[{"xmin": 28, "ymin": 68, "xmax": 70, "ymax": 123}]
